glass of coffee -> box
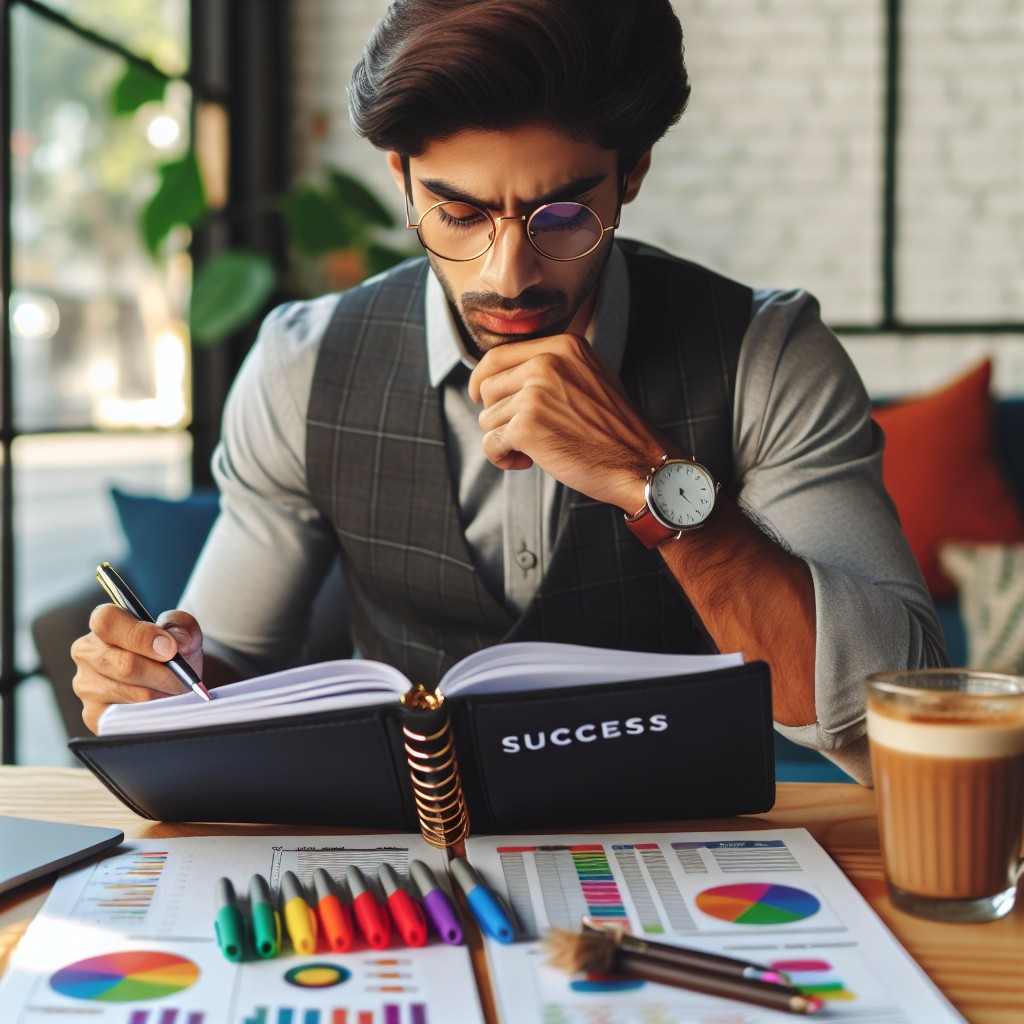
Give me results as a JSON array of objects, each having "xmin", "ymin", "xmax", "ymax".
[{"xmin": 866, "ymin": 669, "xmax": 1024, "ymax": 922}]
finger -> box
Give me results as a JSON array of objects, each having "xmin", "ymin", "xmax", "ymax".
[
  {"xmin": 478, "ymin": 417, "xmax": 535, "ymax": 471},
  {"xmin": 74, "ymin": 630, "xmax": 193, "ymax": 698},
  {"xmin": 72, "ymin": 635, "xmax": 182, "ymax": 734},
  {"xmin": 468, "ymin": 336, "xmax": 570, "ymax": 402},
  {"xmin": 89, "ymin": 603, "xmax": 194, "ymax": 669},
  {"xmin": 155, "ymin": 610, "xmax": 204, "ymax": 674}
]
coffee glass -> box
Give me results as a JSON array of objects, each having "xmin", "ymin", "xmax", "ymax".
[{"xmin": 866, "ymin": 669, "xmax": 1024, "ymax": 922}]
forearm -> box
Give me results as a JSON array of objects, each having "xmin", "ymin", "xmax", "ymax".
[{"xmin": 656, "ymin": 497, "xmax": 817, "ymax": 726}]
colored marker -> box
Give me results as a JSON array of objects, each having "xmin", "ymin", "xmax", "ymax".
[
  {"xmin": 346, "ymin": 864, "xmax": 391, "ymax": 949},
  {"xmin": 378, "ymin": 863, "xmax": 427, "ymax": 947},
  {"xmin": 450, "ymin": 857, "xmax": 516, "ymax": 944},
  {"xmin": 409, "ymin": 859, "xmax": 463, "ymax": 945},
  {"xmin": 313, "ymin": 868, "xmax": 355, "ymax": 952},
  {"xmin": 280, "ymin": 871, "xmax": 318, "ymax": 955},
  {"xmin": 248, "ymin": 874, "xmax": 281, "ymax": 958},
  {"xmin": 214, "ymin": 877, "xmax": 246, "ymax": 961}
]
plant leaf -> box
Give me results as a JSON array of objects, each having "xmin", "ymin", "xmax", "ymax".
[
  {"xmin": 190, "ymin": 250, "xmax": 277, "ymax": 346},
  {"xmin": 327, "ymin": 168, "xmax": 397, "ymax": 229},
  {"xmin": 365, "ymin": 241, "xmax": 415, "ymax": 278},
  {"xmin": 282, "ymin": 186, "xmax": 355, "ymax": 256},
  {"xmin": 139, "ymin": 153, "xmax": 207, "ymax": 255},
  {"xmin": 110, "ymin": 63, "xmax": 168, "ymax": 115}
]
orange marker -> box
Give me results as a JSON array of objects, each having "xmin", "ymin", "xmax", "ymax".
[
  {"xmin": 312, "ymin": 868, "xmax": 354, "ymax": 952},
  {"xmin": 378, "ymin": 863, "xmax": 427, "ymax": 947}
]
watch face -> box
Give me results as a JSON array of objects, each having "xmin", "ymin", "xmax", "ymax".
[{"xmin": 648, "ymin": 460, "xmax": 716, "ymax": 529}]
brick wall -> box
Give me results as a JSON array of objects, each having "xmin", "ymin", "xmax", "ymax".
[{"xmin": 289, "ymin": 0, "xmax": 1024, "ymax": 394}]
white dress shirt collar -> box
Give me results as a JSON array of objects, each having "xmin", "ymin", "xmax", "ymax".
[{"xmin": 425, "ymin": 242, "xmax": 630, "ymax": 388}]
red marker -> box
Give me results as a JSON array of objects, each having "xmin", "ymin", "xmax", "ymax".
[
  {"xmin": 312, "ymin": 868, "xmax": 354, "ymax": 952},
  {"xmin": 378, "ymin": 863, "xmax": 427, "ymax": 947},
  {"xmin": 346, "ymin": 864, "xmax": 391, "ymax": 949}
]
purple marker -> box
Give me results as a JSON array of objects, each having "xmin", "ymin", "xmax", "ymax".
[{"xmin": 409, "ymin": 859, "xmax": 464, "ymax": 945}]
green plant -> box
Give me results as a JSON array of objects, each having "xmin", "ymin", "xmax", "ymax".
[{"xmin": 112, "ymin": 64, "xmax": 413, "ymax": 346}]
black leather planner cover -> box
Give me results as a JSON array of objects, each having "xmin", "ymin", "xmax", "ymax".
[{"xmin": 69, "ymin": 661, "xmax": 774, "ymax": 835}]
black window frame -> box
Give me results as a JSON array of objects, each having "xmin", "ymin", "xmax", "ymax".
[{"xmin": 0, "ymin": 0, "xmax": 289, "ymax": 761}]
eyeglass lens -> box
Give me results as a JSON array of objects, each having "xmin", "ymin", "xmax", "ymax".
[{"xmin": 417, "ymin": 201, "xmax": 605, "ymax": 261}]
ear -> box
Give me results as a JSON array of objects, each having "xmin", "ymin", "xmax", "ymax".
[
  {"xmin": 622, "ymin": 149, "xmax": 652, "ymax": 204},
  {"xmin": 385, "ymin": 151, "xmax": 407, "ymax": 197}
]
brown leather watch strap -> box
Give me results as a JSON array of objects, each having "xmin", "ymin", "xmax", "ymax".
[{"xmin": 623, "ymin": 505, "xmax": 680, "ymax": 549}]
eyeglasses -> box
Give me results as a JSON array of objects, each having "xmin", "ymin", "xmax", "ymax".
[{"xmin": 402, "ymin": 165, "xmax": 621, "ymax": 263}]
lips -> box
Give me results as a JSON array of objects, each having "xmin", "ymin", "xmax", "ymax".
[{"xmin": 471, "ymin": 309, "xmax": 552, "ymax": 337}]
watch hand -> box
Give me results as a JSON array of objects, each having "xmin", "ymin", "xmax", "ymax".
[{"xmin": 679, "ymin": 488, "xmax": 693, "ymax": 506}]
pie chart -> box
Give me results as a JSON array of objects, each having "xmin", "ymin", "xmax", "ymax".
[
  {"xmin": 695, "ymin": 883, "xmax": 820, "ymax": 925},
  {"xmin": 50, "ymin": 951, "xmax": 199, "ymax": 1002}
]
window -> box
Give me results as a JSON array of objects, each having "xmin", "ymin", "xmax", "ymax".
[
  {"xmin": 1, "ymin": 0, "xmax": 193, "ymax": 761},
  {"xmin": 3, "ymin": 0, "xmax": 290, "ymax": 762}
]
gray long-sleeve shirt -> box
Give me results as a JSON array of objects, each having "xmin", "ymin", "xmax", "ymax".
[{"xmin": 182, "ymin": 243, "xmax": 947, "ymax": 784}]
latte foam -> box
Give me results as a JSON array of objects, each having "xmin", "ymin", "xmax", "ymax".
[{"xmin": 867, "ymin": 706, "xmax": 1024, "ymax": 758}]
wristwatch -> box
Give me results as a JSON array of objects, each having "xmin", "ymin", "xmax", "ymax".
[{"xmin": 624, "ymin": 455, "xmax": 718, "ymax": 548}]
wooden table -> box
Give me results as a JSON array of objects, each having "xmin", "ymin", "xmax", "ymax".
[{"xmin": 1, "ymin": 766, "xmax": 1021, "ymax": 1022}]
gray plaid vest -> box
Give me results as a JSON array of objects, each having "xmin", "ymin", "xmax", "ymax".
[{"xmin": 306, "ymin": 242, "xmax": 752, "ymax": 686}]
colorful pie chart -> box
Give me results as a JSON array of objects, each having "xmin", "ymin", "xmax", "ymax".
[
  {"xmin": 50, "ymin": 951, "xmax": 199, "ymax": 1002},
  {"xmin": 695, "ymin": 883, "xmax": 820, "ymax": 925},
  {"xmin": 285, "ymin": 963, "xmax": 351, "ymax": 988}
]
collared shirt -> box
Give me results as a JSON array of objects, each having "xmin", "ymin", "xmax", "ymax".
[
  {"xmin": 183, "ymin": 241, "xmax": 947, "ymax": 784},
  {"xmin": 425, "ymin": 244, "xmax": 630, "ymax": 612}
]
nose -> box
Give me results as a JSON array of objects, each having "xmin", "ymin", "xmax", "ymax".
[{"xmin": 478, "ymin": 215, "xmax": 545, "ymax": 298}]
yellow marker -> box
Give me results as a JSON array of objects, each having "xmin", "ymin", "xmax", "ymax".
[{"xmin": 280, "ymin": 871, "xmax": 318, "ymax": 954}]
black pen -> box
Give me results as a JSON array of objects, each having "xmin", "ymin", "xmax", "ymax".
[{"xmin": 96, "ymin": 562, "xmax": 212, "ymax": 702}]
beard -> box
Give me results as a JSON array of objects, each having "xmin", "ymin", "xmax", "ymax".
[{"xmin": 427, "ymin": 248, "xmax": 610, "ymax": 359}]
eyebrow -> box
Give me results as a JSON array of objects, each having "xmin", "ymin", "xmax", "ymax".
[{"xmin": 416, "ymin": 173, "xmax": 609, "ymax": 211}]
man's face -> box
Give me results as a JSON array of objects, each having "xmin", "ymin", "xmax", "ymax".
[{"xmin": 389, "ymin": 125, "xmax": 640, "ymax": 357}]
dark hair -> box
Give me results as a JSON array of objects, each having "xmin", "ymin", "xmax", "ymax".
[{"xmin": 349, "ymin": 0, "xmax": 691, "ymax": 168}]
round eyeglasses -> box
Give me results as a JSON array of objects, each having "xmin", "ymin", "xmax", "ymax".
[{"xmin": 405, "ymin": 197, "xmax": 619, "ymax": 263}]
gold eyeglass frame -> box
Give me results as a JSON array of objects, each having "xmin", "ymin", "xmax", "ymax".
[{"xmin": 402, "ymin": 159, "xmax": 624, "ymax": 263}]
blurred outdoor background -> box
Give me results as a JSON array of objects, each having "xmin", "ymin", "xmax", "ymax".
[{"xmin": 2, "ymin": 0, "xmax": 1022, "ymax": 762}]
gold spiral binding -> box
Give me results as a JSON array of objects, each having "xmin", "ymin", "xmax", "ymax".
[{"xmin": 400, "ymin": 691, "xmax": 470, "ymax": 848}]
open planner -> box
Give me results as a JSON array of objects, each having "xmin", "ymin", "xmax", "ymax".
[
  {"xmin": 0, "ymin": 828, "xmax": 964, "ymax": 1023},
  {"xmin": 69, "ymin": 642, "xmax": 775, "ymax": 845}
]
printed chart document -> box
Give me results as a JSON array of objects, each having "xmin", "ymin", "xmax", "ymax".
[
  {"xmin": 0, "ymin": 835, "xmax": 484, "ymax": 1024},
  {"xmin": 465, "ymin": 828, "xmax": 965, "ymax": 1024}
]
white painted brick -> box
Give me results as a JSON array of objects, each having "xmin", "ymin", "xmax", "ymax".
[{"xmin": 291, "ymin": 0, "xmax": 1024, "ymax": 392}]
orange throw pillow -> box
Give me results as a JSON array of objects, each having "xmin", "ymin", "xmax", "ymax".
[{"xmin": 873, "ymin": 359, "xmax": 1024, "ymax": 600}]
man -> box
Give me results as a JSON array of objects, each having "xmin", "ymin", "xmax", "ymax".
[{"xmin": 72, "ymin": 0, "xmax": 945, "ymax": 783}]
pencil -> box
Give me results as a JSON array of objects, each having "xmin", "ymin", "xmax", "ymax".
[
  {"xmin": 580, "ymin": 915, "xmax": 789, "ymax": 983},
  {"xmin": 544, "ymin": 927, "xmax": 822, "ymax": 1015}
]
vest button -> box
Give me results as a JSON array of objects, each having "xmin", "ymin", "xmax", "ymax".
[{"xmin": 515, "ymin": 548, "xmax": 538, "ymax": 571}]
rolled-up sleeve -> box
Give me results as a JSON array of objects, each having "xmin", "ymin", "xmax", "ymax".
[{"xmin": 734, "ymin": 290, "xmax": 947, "ymax": 782}]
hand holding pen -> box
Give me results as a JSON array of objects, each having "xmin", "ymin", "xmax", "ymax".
[{"xmin": 94, "ymin": 562, "xmax": 212, "ymax": 702}]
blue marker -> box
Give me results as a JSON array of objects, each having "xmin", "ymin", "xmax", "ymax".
[{"xmin": 449, "ymin": 857, "xmax": 516, "ymax": 944}]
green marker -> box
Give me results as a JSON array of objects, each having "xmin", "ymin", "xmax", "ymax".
[
  {"xmin": 248, "ymin": 874, "xmax": 281, "ymax": 958},
  {"xmin": 214, "ymin": 878, "xmax": 246, "ymax": 962}
]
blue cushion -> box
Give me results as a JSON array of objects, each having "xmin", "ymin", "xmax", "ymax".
[
  {"xmin": 934, "ymin": 600, "xmax": 967, "ymax": 667},
  {"xmin": 110, "ymin": 487, "xmax": 220, "ymax": 614},
  {"xmin": 774, "ymin": 733, "xmax": 855, "ymax": 783}
]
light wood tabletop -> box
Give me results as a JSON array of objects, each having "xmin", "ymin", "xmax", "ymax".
[{"xmin": 1, "ymin": 765, "xmax": 1021, "ymax": 1022}]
